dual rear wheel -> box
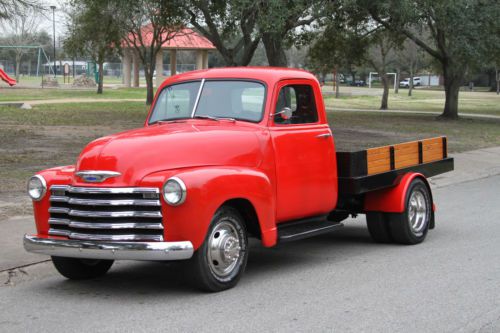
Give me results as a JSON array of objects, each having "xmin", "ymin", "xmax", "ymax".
[{"xmin": 366, "ymin": 178, "xmax": 432, "ymax": 245}]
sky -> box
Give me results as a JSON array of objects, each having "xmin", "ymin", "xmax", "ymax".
[{"xmin": 37, "ymin": 0, "xmax": 69, "ymax": 36}]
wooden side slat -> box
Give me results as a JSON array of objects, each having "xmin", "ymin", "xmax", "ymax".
[
  {"xmin": 367, "ymin": 146, "xmax": 391, "ymax": 175},
  {"xmin": 394, "ymin": 141, "xmax": 419, "ymax": 169},
  {"xmin": 422, "ymin": 137, "xmax": 444, "ymax": 163}
]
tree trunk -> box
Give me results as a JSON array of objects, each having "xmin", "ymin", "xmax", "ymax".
[
  {"xmin": 15, "ymin": 52, "xmax": 22, "ymax": 81},
  {"xmin": 496, "ymin": 67, "xmax": 499, "ymax": 95},
  {"xmin": 380, "ymin": 74, "xmax": 389, "ymax": 110},
  {"xmin": 395, "ymin": 69, "xmax": 399, "ymax": 94},
  {"xmin": 440, "ymin": 62, "xmax": 462, "ymax": 119},
  {"xmin": 145, "ymin": 66, "xmax": 154, "ymax": 105},
  {"xmin": 262, "ymin": 33, "xmax": 287, "ymax": 67},
  {"xmin": 408, "ymin": 67, "xmax": 414, "ymax": 97},
  {"xmin": 335, "ymin": 68, "xmax": 340, "ymax": 98},
  {"xmin": 97, "ymin": 61, "xmax": 104, "ymax": 94}
]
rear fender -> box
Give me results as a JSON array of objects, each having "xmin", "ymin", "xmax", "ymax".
[
  {"xmin": 364, "ymin": 173, "xmax": 434, "ymax": 217},
  {"xmin": 144, "ymin": 167, "xmax": 276, "ymax": 250}
]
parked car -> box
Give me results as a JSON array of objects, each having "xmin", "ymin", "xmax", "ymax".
[
  {"xmin": 24, "ymin": 68, "xmax": 453, "ymax": 292},
  {"xmin": 400, "ymin": 77, "xmax": 421, "ymax": 88},
  {"xmin": 349, "ymin": 79, "xmax": 366, "ymax": 86}
]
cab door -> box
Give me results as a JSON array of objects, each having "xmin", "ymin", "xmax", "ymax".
[{"xmin": 269, "ymin": 79, "xmax": 338, "ymax": 222}]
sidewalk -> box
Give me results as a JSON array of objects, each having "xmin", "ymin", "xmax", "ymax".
[
  {"xmin": 326, "ymin": 107, "xmax": 500, "ymax": 120},
  {"xmin": 0, "ymin": 98, "xmax": 144, "ymax": 107},
  {"xmin": 1, "ymin": 146, "xmax": 499, "ymax": 272}
]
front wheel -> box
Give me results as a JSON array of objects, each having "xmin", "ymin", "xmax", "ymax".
[
  {"xmin": 187, "ymin": 206, "xmax": 248, "ymax": 292},
  {"xmin": 51, "ymin": 256, "xmax": 113, "ymax": 280}
]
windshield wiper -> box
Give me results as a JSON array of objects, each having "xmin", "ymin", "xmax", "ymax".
[
  {"xmin": 149, "ymin": 119, "xmax": 187, "ymax": 125},
  {"xmin": 193, "ymin": 115, "xmax": 236, "ymax": 122}
]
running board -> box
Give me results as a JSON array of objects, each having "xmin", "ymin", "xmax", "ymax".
[{"xmin": 277, "ymin": 216, "xmax": 344, "ymax": 243}]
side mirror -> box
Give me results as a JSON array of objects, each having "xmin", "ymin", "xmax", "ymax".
[{"xmin": 274, "ymin": 107, "xmax": 293, "ymax": 120}]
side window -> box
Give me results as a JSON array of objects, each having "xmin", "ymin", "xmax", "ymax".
[{"xmin": 274, "ymin": 85, "xmax": 318, "ymax": 125}]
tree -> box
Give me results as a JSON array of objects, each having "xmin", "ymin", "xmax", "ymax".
[
  {"xmin": 365, "ymin": 32, "xmax": 398, "ymax": 109},
  {"xmin": 65, "ymin": 0, "xmax": 124, "ymax": 94},
  {"xmin": 0, "ymin": 6, "xmax": 39, "ymax": 81},
  {"xmin": 355, "ymin": 0, "xmax": 500, "ymax": 119},
  {"xmin": 122, "ymin": 0, "xmax": 187, "ymax": 105},
  {"xmin": 394, "ymin": 38, "xmax": 428, "ymax": 97},
  {"xmin": 184, "ymin": 0, "xmax": 260, "ymax": 66},
  {"xmin": 256, "ymin": 0, "xmax": 322, "ymax": 66},
  {"xmin": 0, "ymin": 0, "xmax": 40, "ymax": 20},
  {"xmin": 309, "ymin": 23, "xmax": 366, "ymax": 98}
]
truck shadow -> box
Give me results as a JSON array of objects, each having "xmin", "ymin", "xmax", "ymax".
[{"xmin": 40, "ymin": 224, "xmax": 389, "ymax": 296}]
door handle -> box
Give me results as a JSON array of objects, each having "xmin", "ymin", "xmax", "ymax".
[{"xmin": 316, "ymin": 133, "xmax": 332, "ymax": 139}]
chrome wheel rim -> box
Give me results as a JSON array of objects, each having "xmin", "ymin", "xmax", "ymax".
[
  {"xmin": 408, "ymin": 190, "xmax": 428, "ymax": 235},
  {"xmin": 207, "ymin": 221, "xmax": 242, "ymax": 278}
]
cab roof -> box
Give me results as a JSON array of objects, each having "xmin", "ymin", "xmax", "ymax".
[{"xmin": 160, "ymin": 67, "xmax": 318, "ymax": 88}]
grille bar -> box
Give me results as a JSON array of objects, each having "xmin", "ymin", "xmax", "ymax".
[
  {"xmin": 49, "ymin": 207, "xmax": 162, "ymax": 218},
  {"xmin": 48, "ymin": 185, "xmax": 163, "ymax": 242},
  {"xmin": 48, "ymin": 229, "xmax": 163, "ymax": 242},
  {"xmin": 50, "ymin": 196, "xmax": 161, "ymax": 207},
  {"xmin": 49, "ymin": 218, "xmax": 164, "ymax": 230},
  {"xmin": 51, "ymin": 185, "xmax": 159, "ymax": 195}
]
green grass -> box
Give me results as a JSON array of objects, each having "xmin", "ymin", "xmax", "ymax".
[
  {"xmin": 0, "ymin": 102, "xmax": 149, "ymax": 126},
  {"xmin": 0, "ymin": 87, "xmax": 147, "ymax": 102},
  {"xmin": 328, "ymin": 110, "xmax": 500, "ymax": 153},
  {"xmin": 324, "ymin": 89, "xmax": 500, "ymax": 116}
]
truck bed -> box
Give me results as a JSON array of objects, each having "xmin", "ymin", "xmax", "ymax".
[{"xmin": 336, "ymin": 136, "xmax": 454, "ymax": 194}]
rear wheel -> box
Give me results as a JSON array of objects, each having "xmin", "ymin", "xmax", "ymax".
[
  {"xmin": 366, "ymin": 212, "xmax": 392, "ymax": 243},
  {"xmin": 51, "ymin": 257, "xmax": 113, "ymax": 280},
  {"xmin": 187, "ymin": 206, "xmax": 248, "ymax": 292},
  {"xmin": 389, "ymin": 178, "xmax": 432, "ymax": 244}
]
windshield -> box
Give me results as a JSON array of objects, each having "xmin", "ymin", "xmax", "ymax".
[{"xmin": 149, "ymin": 80, "xmax": 266, "ymax": 124}]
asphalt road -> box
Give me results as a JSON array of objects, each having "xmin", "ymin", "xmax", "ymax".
[{"xmin": 0, "ymin": 175, "xmax": 499, "ymax": 332}]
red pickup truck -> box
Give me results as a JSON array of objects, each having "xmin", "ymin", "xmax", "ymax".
[{"xmin": 24, "ymin": 68, "xmax": 453, "ymax": 291}]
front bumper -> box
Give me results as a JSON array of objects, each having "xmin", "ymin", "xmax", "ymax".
[{"xmin": 23, "ymin": 235, "xmax": 194, "ymax": 261}]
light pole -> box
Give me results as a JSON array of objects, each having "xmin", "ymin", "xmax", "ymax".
[{"xmin": 50, "ymin": 5, "xmax": 56, "ymax": 78}]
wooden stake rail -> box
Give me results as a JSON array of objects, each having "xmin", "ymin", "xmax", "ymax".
[{"xmin": 366, "ymin": 137, "xmax": 447, "ymax": 175}]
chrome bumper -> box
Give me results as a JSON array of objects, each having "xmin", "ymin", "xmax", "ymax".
[{"xmin": 23, "ymin": 235, "xmax": 194, "ymax": 261}]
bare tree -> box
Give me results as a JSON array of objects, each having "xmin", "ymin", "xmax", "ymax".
[
  {"xmin": 1, "ymin": 6, "xmax": 40, "ymax": 81},
  {"xmin": 0, "ymin": 0, "xmax": 41, "ymax": 20},
  {"xmin": 366, "ymin": 33, "xmax": 397, "ymax": 110},
  {"xmin": 122, "ymin": 0, "xmax": 186, "ymax": 104}
]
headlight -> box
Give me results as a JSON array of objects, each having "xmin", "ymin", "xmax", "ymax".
[
  {"xmin": 27, "ymin": 175, "xmax": 47, "ymax": 201},
  {"xmin": 162, "ymin": 177, "xmax": 186, "ymax": 206}
]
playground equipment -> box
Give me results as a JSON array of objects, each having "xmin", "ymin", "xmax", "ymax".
[
  {"xmin": 0, "ymin": 68, "xmax": 16, "ymax": 86},
  {"xmin": 0, "ymin": 45, "xmax": 55, "ymax": 78}
]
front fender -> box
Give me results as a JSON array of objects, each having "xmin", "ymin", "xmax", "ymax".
[
  {"xmin": 142, "ymin": 167, "xmax": 276, "ymax": 250},
  {"xmin": 31, "ymin": 166, "xmax": 75, "ymax": 236},
  {"xmin": 364, "ymin": 172, "xmax": 433, "ymax": 213}
]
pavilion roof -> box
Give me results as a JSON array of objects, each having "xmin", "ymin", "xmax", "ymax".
[{"xmin": 123, "ymin": 25, "xmax": 215, "ymax": 50}]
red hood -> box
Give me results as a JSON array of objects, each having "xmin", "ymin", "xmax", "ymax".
[{"xmin": 74, "ymin": 121, "xmax": 264, "ymax": 186}]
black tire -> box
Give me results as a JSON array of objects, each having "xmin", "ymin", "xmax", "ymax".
[
  {"xmin": 366, "ymin": 212, "xmax": 392, "ymax": 243},
  {"xmin": 51, "ymin": 256, "xmax": 113, "ymax": 280},
  {"xmin": 187, "ymin": 206, "xmax": 248, "ymax": 292},
  {"xmin": 388, "ymin": 178, "xmax": 432, "ymax": 245}
]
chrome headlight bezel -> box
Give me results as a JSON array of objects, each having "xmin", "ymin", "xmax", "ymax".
[
  {"xmin": 162, "ymin": 177, "xmax": 187, "ymax": 206},
  {"xmin": 27, "ymin": 175, "xmax": 47, "ymax": 201}
]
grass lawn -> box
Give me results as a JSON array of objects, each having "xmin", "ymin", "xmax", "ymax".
[
  {"xmin": 0, "ymin": 87, "xmax": 147, "ymax": 102},
  {"xmin": 324, "ymin": 88, "xmax": 500, "ymax": 116},
  {"xmin": 328, "ymin": 111, "xmax": 500, "ymax": 153},
  {"xmin": 0, "ymin": 98, "xmax": 498, "ymax": 218}
]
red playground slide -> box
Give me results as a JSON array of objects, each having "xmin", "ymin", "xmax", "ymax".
[{"xmin": 0, "ymin": 68, "xmax": 16, "ymax": 86}]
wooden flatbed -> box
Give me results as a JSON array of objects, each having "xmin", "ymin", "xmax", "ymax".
[{"xmin": 336, "ymin": 137, "xmax": 454, "ymax": 195}]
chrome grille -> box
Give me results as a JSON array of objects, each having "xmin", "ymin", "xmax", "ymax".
[{"xmin": 48, "ymin": 185, "xmax": 163, "ymax": 241}]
